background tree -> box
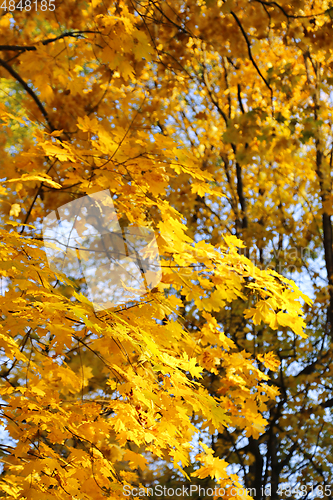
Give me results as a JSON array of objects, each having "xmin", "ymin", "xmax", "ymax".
[
  {"xmin": 0, "ymin": 0, "xmax": 322, "ymax": 499},
  {"xmin": 126, "ymin": 0, "xmax": 333, "ymax": 498}
]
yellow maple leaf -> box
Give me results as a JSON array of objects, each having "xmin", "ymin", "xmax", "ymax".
[
  {"xmin": 6, "ymin": 174, "xmax": 61, "ymax": 189},
  {"xmin": 123, "ymin": 450, "xmax": 147, "ymax": 470},
  {"xmin": 257, "ymin": 352, "xmax": 280, "ymax": 371},
  {"xmin": 9, "ymin": 204, "xmax": 21, "ymax": 217}
]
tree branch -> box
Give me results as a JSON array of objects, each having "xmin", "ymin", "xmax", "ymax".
[
  {"xmin": 250, "ymin": 0, "xmax": 329, "ymax": 20},
  {"xmin": 0, "ymin": 57, "xmax": 54, "ymax": 131},
  {"xmin": 202, "ymin": 59, "xmax": 228, "ymax": 126},
  {"xmin": 0, "ymin": 30, "xmax": 98, "ymax": 53},
  {"xmin": 229, "ymin": 10, "xmax": 274, "ymax": 104}
]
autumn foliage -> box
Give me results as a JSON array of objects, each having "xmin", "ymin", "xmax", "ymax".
[{"xmin": 0, "ymin": 0, "xmax": 332, "ymax": 498}]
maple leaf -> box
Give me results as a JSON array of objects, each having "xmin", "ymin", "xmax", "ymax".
[{"xmin": 5, "ymin": 174, "xmax": 61, "ymax": 189}]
